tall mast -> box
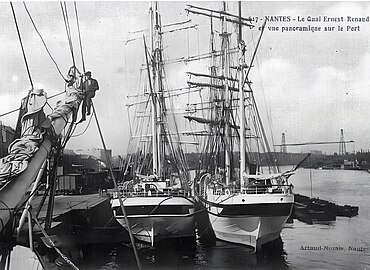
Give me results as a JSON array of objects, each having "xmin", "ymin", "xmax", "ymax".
[
  {"xmin": 220, "ymin": 1, "xmax": 231, "ymax": 185},
  {"xmin": 156, "ymin": 3, "xmax": 165, "ymax": 177},
  {"xmin": 238, "ymin": 1, "xmax": 246, "ymax": 189},
  {"xmin": 149, "ymin": 2, "xmax": 159, "ymax": 175},
  {"xmin": 154, "ymin": 2, "xmax": 165, "ymax": 177},
  {"xmin": 209, "ymin": 16, "xmax": 217, "ymax": 176}
]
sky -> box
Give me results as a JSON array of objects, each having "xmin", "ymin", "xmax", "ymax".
[{"xmin": 1, "ymin": 1, "xmax": 370, "ymax": 156}]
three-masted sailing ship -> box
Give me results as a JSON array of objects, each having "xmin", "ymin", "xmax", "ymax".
[
  {"xmin": 110, "ymin": 3, "xmax": 196, "ymax": 246},
  {"xmin": 184, "ymin": 3, "xmax": 294, "ymax": 250}
]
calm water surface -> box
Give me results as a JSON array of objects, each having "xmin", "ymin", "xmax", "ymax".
[
  {"xmin": 7, "ymin": 168, "xmax": 370, "ymax": 269},
  {"xmin": 282, "ymin": 168, "xmax": 370, "ymax": 270}
]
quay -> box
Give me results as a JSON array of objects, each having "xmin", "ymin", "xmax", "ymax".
[{"xmin": 16, "ymin": 193, "xmax": 128, "ymax": 268}]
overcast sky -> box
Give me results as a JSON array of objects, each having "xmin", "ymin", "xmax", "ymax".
[{"xmin": 1, "ymin": 1, "xmax": 370, "ymax": 155}]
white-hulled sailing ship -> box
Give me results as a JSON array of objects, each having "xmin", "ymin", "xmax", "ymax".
[
  {"xmin": 110, "ymin": 3, "xmax": 196, "ymax": 246},
  {"xmin": 184, "ymin": 3, "xmax": 295, "ymax": 250}
]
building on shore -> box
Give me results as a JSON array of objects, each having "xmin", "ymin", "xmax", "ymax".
[
  {"xmin": 58, "ymin": 148, "xmax": 117, "ymax": 195},
  {"xmin": 63, "ymin": 148, "xmax": 111, "ymax": 174},
  {"xmin": 0, "ymin": 121, "xmax": 15, "ymax": 158}
]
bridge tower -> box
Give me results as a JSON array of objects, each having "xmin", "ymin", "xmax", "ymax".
[
  {"xmin": 339, "ymin": 129, "xmax": 346, "ymax": 155},
  {"xmin": 281, "ymin": 133, "xmax": 287, "ymax": 153}
]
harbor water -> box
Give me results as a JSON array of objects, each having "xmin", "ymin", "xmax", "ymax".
[{"xmin": 7, "ymin": 168, "xmax": 370, "ymax": 269}]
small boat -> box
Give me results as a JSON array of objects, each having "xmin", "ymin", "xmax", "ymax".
[
  {"xmin": 294, "ymin": 203, "xmax": 336, "ymax": 225},
  {"xmin": 293, "ymin": 194, "xmax": 358, "ymax": 224}
]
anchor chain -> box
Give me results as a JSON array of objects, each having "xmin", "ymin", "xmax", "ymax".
[{"xmin": 30, "ymin": 212, "xmax": 79, "ymax": 270}]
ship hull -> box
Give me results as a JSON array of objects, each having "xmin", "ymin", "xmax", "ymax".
[
  {"xmin": 202, "ymin": 193, "xmax": 293, "ymax": 250},
  {"xmin": 209, "ymin": 214, "xmax": 290, "ymax": 248},
  {"xmin": 111, "ymin": 196, "xmax": 196, "ymax": 245}
]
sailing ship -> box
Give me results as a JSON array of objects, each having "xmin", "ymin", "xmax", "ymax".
[
  {"xmin": 110, "ymin": 3, "xmax": 196, "ymax": 246},
  {"xmin": 184, "ymin": 3, "xmax": 295, "ymax": 250}
]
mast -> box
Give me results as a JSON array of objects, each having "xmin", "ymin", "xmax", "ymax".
[
  {"xmin": 209, "ymin": 16, "xmax": 217, "ymax": 176},
  {"xmin": 154, "ymin": 2, "xmax": 165, "ymax": 178},
  {"xmin": 149, "ymin": 2, "xmax": 160, "ymax": 175},
  {"xmin": 187, "ymin": 3, "xmax": 254, "ymax": 185},
  {"xmin": 220, "ymin": 1, "xmax": 231, "ymax": 185},
  {"xmin": 238, "ymin": 1, "xmax": 246, "ymax": 189}
]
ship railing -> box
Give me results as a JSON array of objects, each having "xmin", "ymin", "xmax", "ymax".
[
  {"xmin": 210, "ymin": 184, "xmax": 293, "ymax": 196},
  {"xmin": 113, "ymin": 188, "xmax": 191, "ymax": 198}
]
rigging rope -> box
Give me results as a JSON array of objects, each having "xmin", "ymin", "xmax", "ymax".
[
  {"xmin": 252, "ymin": 32, "xmax": 277, "ymax": 156},
  {"xmin": 23, "ymin": 2, "xmax": 67, "ymax": 82},
  {"xmin": 91, "ymin": 102, "xmax": 142, "ymax": 270},
  {"xmin": 61, "ymin": 120, "xmax": 76, "ymax": 148},
  {"xmin": 60, "ymin": 2, "xmax": 76, "ymax": 67},
  {"xmin": 70, "ymin": 113, "xmax": 93, "ymax": 137},
  {"xmin": 10, "ymin": 2, "xmax": 33, "ymax": 89},
  {"xmin": 74, "ymin": 2, "xmax": 86, "ymax": 73},
  {"xmin": 60, "ymin": 2, "xmax": 89, "ymax": 145},
  {"xmin": 0, "ymin": 89, "xmax": 65, "ymax": 118}
]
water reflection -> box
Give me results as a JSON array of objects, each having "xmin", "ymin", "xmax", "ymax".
[
  {"xmin": 82, "ymin": 236, "xmax": 289, "ymax": 270},
  {"xmin": 195, "ymin": 237, "xmax": 289, "ymax": 270}
]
